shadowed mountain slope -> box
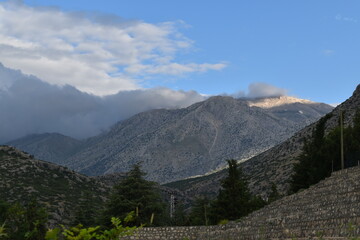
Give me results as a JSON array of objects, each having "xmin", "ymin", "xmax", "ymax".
[{"xmin": 7, "ymin": 133, "xmax": 83, "ymax": 164}]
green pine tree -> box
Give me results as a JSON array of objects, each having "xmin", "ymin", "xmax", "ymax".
[
  {"xmin": 102, "ymin": 163, "xmax": 165, "ymax": 227},
  {"xmin": 289, "ymin": 114, "xmax": 333, "ymax": 193},
  {"xmin": 209, "ymin": 160, "xmax": 253, "ymax": 224},
  {"xmin": 267, "ymin": 183, "xmax": 280, "ymax": 203},
  {"xmin": 171, "ymin": 200, "xmax": 187, "ymax": 226},
  {"xmin": 71, "ymin": 191, "xmax": 97, "ymax": 227},
  {"xmin": 188, "ymin": 196, "xmax": 210, "ymax": 226}
]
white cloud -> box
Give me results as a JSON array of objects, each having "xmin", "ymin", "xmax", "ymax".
[
  {"xmin": 335, "ymin": 14, "xmax": 358, "ymax": 23},
  {"xmin": 0, "ymin": 63, "xmax": 206, "ymax": 143},
  {"xmin": 322, "ymin": 49, "xmax": 335, "ymax": 56},
  {"xmin": 232, "ymin": 82, "xmax": 288, "ymax": 98},
  {"xmin": 330, "ymin": 103, "xmax": 340, "ymax": 107},
  {"xmin": 126, "ymin": 62, "xmax": 227, "ymax": 75},
  {"xmin": 0, "ymin": 1, "xmax": 226, "ymax": 95}
]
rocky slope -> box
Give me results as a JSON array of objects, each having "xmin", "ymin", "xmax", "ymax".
[
  {"xmin": 0, "ymin": 145, "xmax": 109, "ymax": 226},
  {"xmin": 165, "ymin": 84, "xmax": 360, "ymax": 199},
  {"xmin": 59, "ymin": 95, "xmax": 332, "ymax": 183}
]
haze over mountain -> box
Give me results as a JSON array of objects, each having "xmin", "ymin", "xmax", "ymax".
[{"xmin": 0, "ymin": 63, "xmax": 205, "ymax": 143}]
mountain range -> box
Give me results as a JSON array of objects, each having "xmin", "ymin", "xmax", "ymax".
[{"xmin": 8, "ymin": 95, "xmax": 333, "ymax": 183}]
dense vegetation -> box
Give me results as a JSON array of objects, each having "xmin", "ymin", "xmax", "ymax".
[
  {"xmin": 290, "ymin": 111, "xmax": 360, "ymax": 193},
  {"xmin": 0, "ymin": 199, "xmax": 138, "ymax": 240},
  {"xmin": 0, "ymin": 199, "xmax": 47, "ymax": 240}
]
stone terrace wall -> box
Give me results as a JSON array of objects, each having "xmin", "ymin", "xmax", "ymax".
[{"xmin": 123, "ymin": 166, "xmax": 360, "ymax": 240}]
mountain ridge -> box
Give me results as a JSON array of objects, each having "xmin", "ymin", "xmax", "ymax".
[
  {"xmin": 7, "ymin": 133, "xmax": 84, "ymax": 164},
  {"xmin": 9, "ymin": 94, "xmax": 333, "ymax": 184}
]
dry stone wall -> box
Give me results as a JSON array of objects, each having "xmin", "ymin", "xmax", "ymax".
[{"xmin": 124, "ymin": 166, "xmax": 360, "ymax": 239}]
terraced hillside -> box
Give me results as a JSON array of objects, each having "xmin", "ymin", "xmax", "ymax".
[
  {"xmin": 0, "ymin": 145, "xmax": 109, "ymax": 226},
  {"xmin": 125, "ymin": 166, "xmax": 360, "ymax": 239}
]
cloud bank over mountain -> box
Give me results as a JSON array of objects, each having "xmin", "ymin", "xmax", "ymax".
[
  {"xmin": 232, "ymin": 82, "xmax": 288, "ymax": 98},
  {"xmin": 0, "ymin": 0, "xmax": 225, "ymax": 95},
  {"xmin": 0, "ymin": 62, "xmax": 294, "ymax": 144},
  {"xmin": 0, "ymin": 64, "xmax": 205, "ymax": 143}
]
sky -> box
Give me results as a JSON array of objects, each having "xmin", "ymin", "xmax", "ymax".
[
  {"xmin": 0, "ymin": 0, "xmax": 358, "ymax": 103},
  {"xmin": 0, "ymin": 0, "xmax": 359, "ymax": 142}
]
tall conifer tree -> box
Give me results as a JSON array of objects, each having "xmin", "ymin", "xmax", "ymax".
[
  {"xmin": 102, "ymin": 163, "xmax": 164, "ymax": 226},
  {"xmin": 210, "ymin": 160, "xmax": 252, "ymax": 223}
]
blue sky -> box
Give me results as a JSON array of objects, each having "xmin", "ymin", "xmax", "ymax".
[{"xmin": 1, "ymin": 0, "xmax": 359, "ymax": 104}]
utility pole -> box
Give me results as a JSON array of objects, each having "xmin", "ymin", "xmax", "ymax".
[
  {"xmin": 170, "ymin": 194, "xmax": 175, "ymax": 218},
  {"xmin": 204, "ymin": 204, "xmax": 208, "ymax": 226},
  {"xmin": 340, "ymin": 110, "xmax": 345, "ymax": 170}
]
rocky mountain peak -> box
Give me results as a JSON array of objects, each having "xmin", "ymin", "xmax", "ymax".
[{"xmin": 247, "ymin": 96, "xmax": 315, "ymax": 109}]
